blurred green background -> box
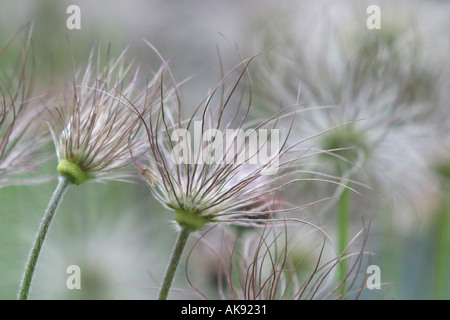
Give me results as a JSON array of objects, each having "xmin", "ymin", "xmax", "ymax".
[{"xmin": 1, "ymin": 0, "xmax": 449, "ymax": 299}]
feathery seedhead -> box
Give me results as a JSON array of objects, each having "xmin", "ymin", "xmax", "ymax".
[
  {"xmin": 0, "ymin": 24, "xmax": 52, "ymax": 188},
  {"xmin": 46, "ymin": 45, "xmax": 157, "ymax": 185},
  {"xmin": 133, "ymin": 44, "xmax": 353, "ymax": 232}
]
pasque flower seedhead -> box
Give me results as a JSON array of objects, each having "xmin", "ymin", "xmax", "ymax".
[
  {"xmin": 45, "ymin": 45, "xmax": 163, "ymax": 185},
  {"xmin": 130, "ymin": 43, "xmax": 356, "ymax": 232}
]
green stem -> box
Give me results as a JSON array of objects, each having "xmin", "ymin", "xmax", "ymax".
[
  {"xmin": 18, "ymin": 176, "xmax": 71, "ymax": 300},
  {"xmin": 337, "ymin": 187, "xmax": 351, "ymax": 295},
  {"xmin": 158, "ymin": 227, "xmax": 191, "ymax": 300},
  {"xmin": 434, "ymin": 194, "xmax": 449, "ymax": 300}
]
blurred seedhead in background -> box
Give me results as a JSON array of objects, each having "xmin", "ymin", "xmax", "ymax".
[{"xmin": 246, "ymin": 0, "xmax": 442, "ymax": 233}]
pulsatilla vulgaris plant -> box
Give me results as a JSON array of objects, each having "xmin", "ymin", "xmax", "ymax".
[
  {"xmin": 129, "ymin": 44, "xmax": 358, "ymax": 300},
  {"xmin": 17, "ymin": 45, "xmax": 165, "ymax": 300},
  {"xmin": 0, "ymin": 25, "xmax": 51, "ymax": 188}
]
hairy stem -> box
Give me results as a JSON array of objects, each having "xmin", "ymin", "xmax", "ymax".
[
  {"xmin": 337, "ymin": 186, "xmax": 351, "ymax": 296},
  {"xmin": 434, "ymin": 193, "xmax": 449, "ymax": 300},
  {"xmin": 18, "ymin": 176, "xmax": 71, "ymax": 300},
  {"xmin": 158, "ymin": 227, "xmax": 191, "ymax": 300}
]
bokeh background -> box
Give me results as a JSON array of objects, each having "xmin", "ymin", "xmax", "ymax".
[{"xmin": 1, "ymin": 0, "xmax": 449, "ymax": 299}]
